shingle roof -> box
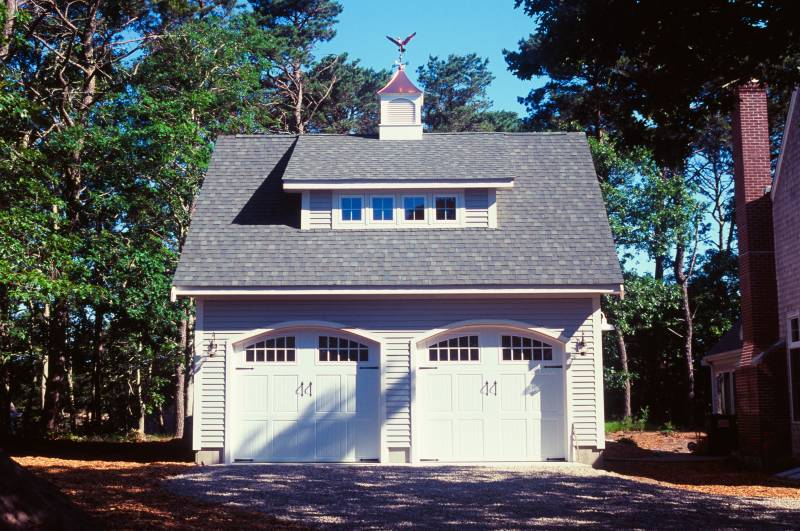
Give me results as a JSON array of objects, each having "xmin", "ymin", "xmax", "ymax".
[
  {"xmin": 706, "ymin": 321, "xmax": 743, "ymax": 357},
  {"xmin": 173, "ymin": 132, "xmax": 623, "ymax": 289},
  {"xmin": 282, "ymin": 134, "xmax": 514, "ymax": 182}
]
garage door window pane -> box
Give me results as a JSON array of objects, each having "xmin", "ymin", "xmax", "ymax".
[
  {"xmin": 502, "ymin": 335, "xmax": 554, "ymax": 363},
  {"xmin": 428, "ymin": 336, "xmax": 479, "ymax": 362},
  {"xmin": 319, "ymin": 335, "xmax": 369, "ymax": 362},
  {"xmin": 244, "ymin": 336, "xmax": 296, "ymax": 363}
]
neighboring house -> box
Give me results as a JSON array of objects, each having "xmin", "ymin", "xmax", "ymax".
[
  {"xmin": 172, "ymin": 65, "xmax": 623, "ymax": 465},
  {"xmin": 703, "ymin": 84, "xmax": 800, "ymax": 464}
]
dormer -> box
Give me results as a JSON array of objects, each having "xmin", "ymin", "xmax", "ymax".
[{"xmin": 378, "ymin": 66, "xmax": 423, "ymax": 140}]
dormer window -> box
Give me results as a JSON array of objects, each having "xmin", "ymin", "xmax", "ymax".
[
  {"xmin": 340, "ymin": 196, "xmax": 363, "ymax": 221},
  {"xmin": 435, "ymin": 196, "xmax": 457, "ymax": 221},
  {"xmin": 403, "ymin": 196, "xmax": 426, "ymax": 221},
  {"xmin": 371, "ymin": 196, "xmax": 394, "ymax": 221}
]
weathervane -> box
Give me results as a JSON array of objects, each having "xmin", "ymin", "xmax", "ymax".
[{"xmin": 386, "ymin": 32, "xmax": 416, "ymax": 68}]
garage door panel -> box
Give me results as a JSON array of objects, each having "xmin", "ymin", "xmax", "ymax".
[
  {"xmin": 239, "ymin": 374, "xmax": 268, "ymax": 418},
  {"xmin": 500, "ymin": 418, "xmax": 528, "ymax": 459},
  {"xmin": 423, "ymin": 373, "xmax": 453, "ymax": 412},
  {"xmin": 539, "ymin": 418, "xmax": 564, "ymax": 459},
  {"xmin": 499, "ymin": 373, "xmax": 527, "ymax": 412},
  {"xmin": 235, "ymin": 420, "xmax": 269, "ymax": 460},
  {"xmin": 456, "ymin": 374, "xmax": 484, "ymax": 412},
  {"xmin": 316, "ymin": 374, "xmax": 343, "ymax": 413},
  {"xmin": 457, "ymin": 419, "xmax": 484, "ymax": 459},
  {"xmin": 316, "ymin": 419, "xmax": 348, "ymax": 460},
  {"xmin": 273, "ymin": 375, "xmax": 299, "ymax": 413},
  {"xmin": 422, "ymin": 419, "xmax": 453, "ymax": 459},
  {"xmin": 270, "ymin": 419, "xmax": 302, "ymax": 459}
]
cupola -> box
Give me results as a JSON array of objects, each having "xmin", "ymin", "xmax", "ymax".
[{"xmin": 378, "ymin": 65, "xmax": 423, "ymax": 140}]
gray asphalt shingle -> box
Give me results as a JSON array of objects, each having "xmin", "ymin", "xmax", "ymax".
[{"xmin": 172, "ymin": 132, "xmax": 623, "ymax": 288}]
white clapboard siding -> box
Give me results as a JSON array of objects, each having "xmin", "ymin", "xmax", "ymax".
[
  {"xmin": 386, "ymin": 98, "xmax": 415, "ymax": 124},
  {"xmin": 196, "ymin": 297, "xmax": 600, "ymax": 454},
  {"xmin": 309, "ymin": 191, "xmax": 332, "ymax": 228},
  {"xmin": 464, "ymin": 188, "xmax": 490, "ymax": 227}
]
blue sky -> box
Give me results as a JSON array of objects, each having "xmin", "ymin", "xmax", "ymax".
[{"xmin": 316, "ymin": 0, "xmax": 542, "ymax": 115}]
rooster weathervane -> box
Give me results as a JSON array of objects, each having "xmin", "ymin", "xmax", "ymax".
[{"xmin": 386, "ymin": 32, "xmax": 416, "ymax": 67}]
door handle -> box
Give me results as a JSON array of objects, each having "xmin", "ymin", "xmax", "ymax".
[
  {"xmin": 490, "ymin": 381, "xmax": 497, "ymax": 396},
  {"xmin": 480, "ymin": 381, "xmax": 489, "ymax": 395},
  {"xmin": 296, "ymin": 382, "xmax": 304, "ymax": 396},
  {"xmin": 305, "ymin": 381, "xmax": 313, "ymax": 397}
]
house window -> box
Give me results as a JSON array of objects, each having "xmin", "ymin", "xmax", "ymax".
[
  {"xmin": 501, "ymin": 335, "xmax": 553, "ymax": 361},
  {"xmin": 341, "ymin": 196, "xmax": 362, "ymax": 221},
  {"xmin": 403, "ymin": 196, "xmax": 426, "ymax": 221},
  {"xmin": 791, "ymin": 349, "xmax": 800, "ymax": 422},
  {"xmin": 245, "ymin": 336, "xmax": 296, "ymax": 363},
  {"xmin": 790, "ymin": 316, "xmax": 800, "ymax": 346},
  {"xmin": 319, "ymin": 336, "xmax": 369, "ymax": 362},
  {"xmin": 435, "ymin": 196, "xmax": 457, "ymax": 221},
  {"xmin": 428, "ymin": 336, "xmax": 479, "ymax": 362},
  {"xmin": 371, "ymin": 196, "xmax": 394, "ymax": 221}
]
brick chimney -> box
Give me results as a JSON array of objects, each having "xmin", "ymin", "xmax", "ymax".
[
  {"xmin": 732, "ymin": 82, "xmax": 779, "ymax": 365},
  {"xmin": 731, "ymin": 83, "xmax": 791, "ymax": 464}
]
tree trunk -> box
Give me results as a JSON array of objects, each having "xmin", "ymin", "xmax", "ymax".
[
  {"xmin": 91, "ymin": 308, "xmax": 104, "ymax": 430},
  {"xmin": 0, "ymin": 284, "xmax": 10, "ymax": 440},
  {"xmin": 42, "ymin": 301, "xmax": 68, "ymax": 433},
  {"xmin": 65, "ymin": 358, "xmax": 77, "ymax": 432},
  {"xmin": 674, "ymin": 242, "xmax": 695, "ymax": 419},
  {"xmin": 0, "ymin": 0, "xmax": 17, "ymax": 60},
  {"xmin": 174, "ymin": 308, "xmax": 188, "ymax": 439},
  {"xmin": 136, "ymin": 367, "xmax": 145, "ymax": 437},
  {"xmin": 615, "ymin": 327, "xmax": 632, "ymax": 419}
]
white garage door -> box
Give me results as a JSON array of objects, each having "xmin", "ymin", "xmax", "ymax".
[
  {"xmin": 231, "ymin": 331, "xmax": 380, "ymax": 462},
  {"xmin": 417, "ymin": 331, "xmax": 565, "ymax": 461}
]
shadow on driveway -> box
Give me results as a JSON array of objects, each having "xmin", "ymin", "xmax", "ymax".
[{"xmin": 165, "ymin": 464, "xmax": 800, "ymax": 529}]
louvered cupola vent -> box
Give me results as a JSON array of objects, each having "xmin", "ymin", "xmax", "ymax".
[{"xmin": 377, "ymin": 65, "xmax": 423, "ymax": 140}]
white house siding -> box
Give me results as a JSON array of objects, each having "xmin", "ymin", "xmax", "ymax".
[
  {"xmin": 464, "ymin": 189, "xmax": 490, "ymax": 227},
  {"xmin": 194, "ymin": 297, "xmax": 602, "ymax": 459},
  {"xmin": 309, "ymin": 191, "xmax": 332, "ymax": 228}
]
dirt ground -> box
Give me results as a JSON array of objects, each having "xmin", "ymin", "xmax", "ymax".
[
  {"xmin": 7, "ymin": 440, "xmax": 300, "ymax": 530},
  {"xmin": 602, "ymin": 431, "xmax": 800, "ymax": 499}
]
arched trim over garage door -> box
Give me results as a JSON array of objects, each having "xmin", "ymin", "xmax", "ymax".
[
  {"xmin": 410, "ymin": 321, "xmax": 568, "ymax": 463},
  {"xmin": 224, "ymin": 322, "xmax": 383, "ymax": 464}
]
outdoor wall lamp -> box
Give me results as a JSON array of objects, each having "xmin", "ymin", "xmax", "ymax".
[{"xmin": 573, "ymin": 334, "xmax": 587, "ymax": 356}]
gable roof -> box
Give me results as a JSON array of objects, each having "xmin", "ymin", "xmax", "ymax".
[
  {"xmin": 772, "ymin": 88, "xmax": 799, "ymax": 199},
  {"xmin": 173, "ymin": 132, "xmax": 623, "ymax": 290},
  {"xmin": 282, "ymin": 134, "xmax": 515, "ymax": 183},
  {"xmin": 705, "ymin": 320, "xmax": 742, "ymax": 357}
]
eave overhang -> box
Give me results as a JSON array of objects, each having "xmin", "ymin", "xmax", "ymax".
[
  {"xmin": 171, "ymin": 284, "xmax": 624, "ymax": 302},
  {"xmin": 283, "ymin": 178, "xmax": 515, "ymax": 191}
]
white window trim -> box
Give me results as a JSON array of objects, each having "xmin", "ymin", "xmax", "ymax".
[
  {"xmin": 399, "ymin": 194, "xmax": 428, "ymax": 226},
  {"xmin": 431, "ymin": 193, "xmax": 462, "ymax": 227},
  {"xmin": 332, "ymin": 193, "xmax": 365, "ymax": 228},
  {"xmin": 367, "ymin": 194, "xmax": 397, "ymax": 226},
  {"xmin": 788, "ymin": 312, "xmax": 800, "ymax": 348}
]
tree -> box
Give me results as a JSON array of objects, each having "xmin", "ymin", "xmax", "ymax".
[
  {"xmin": 253, "ymin": 0, "xmax": 343, "ymax": 133},
  {"xmin": 416, "ymin": 53, "xmax": 495, "ymax": 132},
  {"xmin": 307, "ymin": 54, "xmax": 389, "ymax": 134},
  {"xmin": 505, "ymin": 0, "xmax": 800, "ymax": 422}
]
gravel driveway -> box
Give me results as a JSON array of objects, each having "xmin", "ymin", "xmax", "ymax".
[{"xmin": 166, "ymin": 463, "xmax": 800, "ymax": 529}]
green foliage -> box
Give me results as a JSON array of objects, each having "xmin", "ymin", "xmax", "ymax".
[
  {"xmin": 660, "ymin": 421, "xmax": 677, "ymax": 436},
  {"xmin": 605, "ymin": 407, "xmax": 650, "ymax": 433},
  {"xmin": 416, "ymin": 54, "xmax": 495, "ymax": 132}
]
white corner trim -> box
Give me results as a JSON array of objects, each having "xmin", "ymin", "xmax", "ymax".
[
  {"xmin": 300, "ymin": 191, "xmax": 310, "ymax": 230},
  {"xmin": 591, "ymin": 296, "xmax": 606, "ymax": 450},
  {"xmin": 191, "ymin": 298, "xmax": 204, "ymax": 451},
  {"xmin": 409, "ymin": 319, "xmax": 570, "ymax": 347},
  {"xmin": 227, "ymin": 320, "xmax": 386, "ymax": 348},
  {"xmin": 772, "ymin": 88, "xmax": 798, "ymax": 200},
  {"xmin": 173, "ymin": 286, "xmax": 623, "ymax": 298},
  {"xmin": 283, "ymin": 180, "xmax": 514, "ymax": 191},
  {"xmin": 223, "ymin": 339, "xmax": 233, "ymax": 464}
]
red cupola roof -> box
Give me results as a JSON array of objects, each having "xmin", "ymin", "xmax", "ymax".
[{"xmin": 377, "ymin": 66, "xmax": 422, "ymax": 95}]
